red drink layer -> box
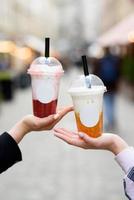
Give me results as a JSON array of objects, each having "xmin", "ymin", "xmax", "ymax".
[{"xmin": 33, "ymin": 99, "xmax": 57, "ymax": 118}]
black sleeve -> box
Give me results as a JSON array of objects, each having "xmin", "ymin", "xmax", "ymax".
[{"xmin": 0, "ymin": 132, "xmax": 22, "ymax": 174}]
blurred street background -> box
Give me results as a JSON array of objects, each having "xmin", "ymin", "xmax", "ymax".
[{"xmin": 0, "ymin": 0, "xmax": 134, "ymax": 199}]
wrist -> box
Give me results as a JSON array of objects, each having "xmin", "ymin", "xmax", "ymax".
[
  {"xmin": 8, "ymin": 119, "xmax": 30, "ymax": 144},
  {"xmin": 109, "ymin": 135, "xmax": 128, "ymax": 155}
]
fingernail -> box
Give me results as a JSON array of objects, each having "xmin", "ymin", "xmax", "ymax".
[
  {"xmin": 54, "ymin": 113, "xmax": 60, "ymax": 119},
  {"xmin": 78, "ymin": 132, "xmax": 84, "ymax": 138}
]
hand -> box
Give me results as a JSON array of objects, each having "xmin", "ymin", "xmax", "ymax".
[
  {"xmin": 9, "ymin": 106, "xmax": 73, "ymax": 143},
  {"xmin": 54, "ymin": 128, "xmax": 128, "ymax": 155},
  {"xmin": 22, "ymin": 106, "xmax": 73, "ymax": 132}
]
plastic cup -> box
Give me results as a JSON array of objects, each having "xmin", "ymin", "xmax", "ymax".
[
  {"xmin": 28, "ymin": 57, "xmax": 64, "ymax": 118},
  {"xmin": 68, "ymin": 74, "xmax": 106, "ymax": 138}
]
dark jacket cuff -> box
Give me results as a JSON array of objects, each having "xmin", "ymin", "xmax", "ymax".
[{"xmin": 0, "ymin": 132, "xmax": 22, "ymax": 173}]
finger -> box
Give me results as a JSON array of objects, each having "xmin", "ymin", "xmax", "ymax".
[
  {"xmin": 54, "ymin": 128, "xmax": 78, "ymax": 138},
  {"xmin": 54, "ymin": 106, "xmax": 74, "ymax": 120},
  {"xmin": 57, "ymin": 106, "xmax": 74, "ymax": 113},
  {"xmin": 79, "ymin": 132, "xmax": 96, "ymax": 142},
  {"xmin": 78, "ymin": 132, "xmax": 101, "ymax": 148},
  {"xmin": 37, "ymin": 106, "xmax": 73, "ymax": 128},
  {"xmin": 60, "ymin": 128, "xmax": 78, "ymax": 135},
  {"xmin": 54, "ymin": 128, "xmax": 73, "ymax": 137},
  {"xmin": 54, "ymin": 131, "xmax": 73, "ymax": 144},
  {"xmin": 58, "ymin": 106, "xmax": 74, "ymax": 115},
  {"xmin": 54, "ymin": 131, "xmax": 86, "ymax": 148},
  {"xmin": 37, "ymin": 115, "xmax": 55, "ymax": 127}
]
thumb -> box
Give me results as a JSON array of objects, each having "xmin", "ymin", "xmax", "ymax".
[
  {"xmin": 78, "ymin": 132, "xmax": 102, "ymax": 149},
  {"xmin": 79, "ymin": 132, "xmax": 98, "ymax": 143},
  {"xmin": 54, "ymin": 106, "xmax": 74, "ymax": 120}
]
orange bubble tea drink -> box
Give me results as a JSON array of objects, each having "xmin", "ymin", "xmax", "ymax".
[{"xmin": 69, "ymin": 74, "xmax": 106, "ymax": 138}]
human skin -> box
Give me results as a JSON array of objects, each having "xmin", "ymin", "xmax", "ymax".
[
  {"xmin": 54, "ymin": 128, "xmax": 128, "ymax": 155},
  {"xmin": 8, "ymin": 106, "xmax": 73, "ymax": 144}
]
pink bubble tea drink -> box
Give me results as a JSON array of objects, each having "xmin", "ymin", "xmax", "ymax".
[{"xmin": 28, "ymin": 38, "xmax": 64, "ymax": 117}]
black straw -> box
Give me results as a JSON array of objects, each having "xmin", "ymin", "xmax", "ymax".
[
  {"xmin": 45, "ymin": 37, "xmax": 50, "ymax": 58},
  {"xmin": 82, "ymin": 55, "xmax": 89, "ymax": 76},
  {"xmin": 81, "ymin": 55, "xmax": 91, "ymax": 88}
]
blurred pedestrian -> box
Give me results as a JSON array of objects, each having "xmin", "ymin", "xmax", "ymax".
[
  {"xmin": 0, "ymin": 106, "xmax": 73, "ymax": 174},
  {"xmin": 0, "ymin": 53, "xmax": 14, "ymax": 101},
  {"xmin": 93, "ymin": 46, "xmax": 121, "ymax": 131},
  {"xmin": 122, "ymin": 43, "xmax": 134, "ymax": 101}
]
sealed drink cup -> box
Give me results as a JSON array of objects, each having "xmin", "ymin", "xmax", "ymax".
[
  {"xmin": 68, "ymin": 74, "xmax": 106, "ymax": 138},
  {"xmin": 28, "ymin": 57, "xmax": 64, "ymax": 118}
]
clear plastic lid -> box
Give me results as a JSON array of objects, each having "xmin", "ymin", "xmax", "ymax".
[
  {"xmin": 27, "ymin": 57, "xmax": 64, "ymax": 76},
  {"xmin": 68, "ymin": 74, "xmax": 106, "ymax": 95}
]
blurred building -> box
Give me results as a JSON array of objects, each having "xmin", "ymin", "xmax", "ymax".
[
  {"xmin": 101, "ymin": 0, "xmax": 134, "ymax": 33},
  {"xmin": 0, "ymin": 0, "xmax": 59, "ymax": 39},
  {"xmin": 57, "ymin": 0, "xmax": 102, "ymax": 46}
]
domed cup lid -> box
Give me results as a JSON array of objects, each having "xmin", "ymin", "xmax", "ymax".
[
  {"xmin": 27, "ymin": 56, "xmax": 64, "ymax": 76},
  {"xmin": 68, "ymin": 74, "xmax": 106, "ymax": 95}
]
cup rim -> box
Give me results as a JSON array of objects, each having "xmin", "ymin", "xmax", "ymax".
[{"xmin": 68, "ymin": 86, "xmax": 107, "ymax": 96}]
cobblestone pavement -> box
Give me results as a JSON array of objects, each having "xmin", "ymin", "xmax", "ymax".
[{"xmin": 0, "ymin": 68, "xmax": 134, "ymax": 200}]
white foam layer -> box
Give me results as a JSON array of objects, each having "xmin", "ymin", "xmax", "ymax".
[
  {"xmin": 29, "ymin": 64, "xmax": 63, "ymax": 74},
  {"xmin": 28, "ymin": 65, "xmax": 64, "ymax": 76},
  {"xmin": 69, "ymin": 86, "xmax": 106, "ymax": 96}
]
